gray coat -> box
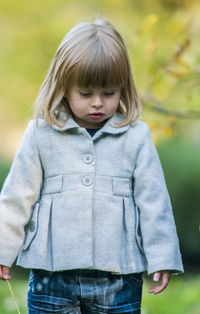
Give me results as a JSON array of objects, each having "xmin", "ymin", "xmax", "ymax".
[{"xmin": 0, "ymin": 113, "xmax": 184, "ymax": 275}]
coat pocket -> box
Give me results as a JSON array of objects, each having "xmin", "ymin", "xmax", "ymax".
[
  {"xmin": 112, "ymin": 177, "xmax": 131, "ymax": 197},
  {"xmin": 23, "ymin": 202, "xmax": 40, "ymax": 251},
  {"xmin": 135, "ymin": 206, "xmax": 145, "ymax": 255}
]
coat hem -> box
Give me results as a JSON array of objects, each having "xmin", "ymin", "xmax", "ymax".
[{"xmin": 16, "ymin": 260, "xmax": 148, "ymax": 275}]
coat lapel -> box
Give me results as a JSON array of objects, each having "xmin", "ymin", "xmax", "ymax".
[{"xmin": 51, "ymin": 112, "xmax": 129, "ymax": 135}]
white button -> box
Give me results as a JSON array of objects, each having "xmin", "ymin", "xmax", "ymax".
[
  {"xmin": 83, "ymin": 154, "xmax": 93, "ymax": 164},
  {"xmin": 82, "ymin": 176, "xmax": 93, "ymax": 186}
]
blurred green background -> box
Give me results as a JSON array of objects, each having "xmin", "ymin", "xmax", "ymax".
[{"xmin": 0, "ymin": 0, "xmax": 200, "ymax": 313}]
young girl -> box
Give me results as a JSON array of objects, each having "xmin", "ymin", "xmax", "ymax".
[{"xmin": 0, "ymin": 18, "xmax": 183, "ymax": 313}]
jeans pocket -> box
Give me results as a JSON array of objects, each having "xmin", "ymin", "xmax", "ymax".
[
  {"xmin": 89, "ymin": 272, "xmax": 143, "ymax": 313},
  {"xmin": 29, "ymin": 269, "xmax": 42, "ymax": 282},
  {"xmin": 28, "ymin": 294, "xmax": 75, "ymax": 313},
  {"xmin": 29, "ymin": 269, "xmax": 52, "ymax": 287},
  {"xmin": 28, "ymin": 271, "xmax": 79, "ymax": 313}
]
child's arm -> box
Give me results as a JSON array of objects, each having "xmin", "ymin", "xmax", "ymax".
[
  {"xmin": 133, "ymin": 123, "xmax": 184, "ymax": 276},
  {"xmin": 150, "ymin": 270, "xmax": 170, "ymax": 294},
  {"xmin": 0, "ymin": 265, "xmax": 11, "ymax": 280},
  {"xmin": 0, "ymin": 120, "xmax": 43, "ymax": 268}
]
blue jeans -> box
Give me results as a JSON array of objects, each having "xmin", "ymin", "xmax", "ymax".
[{"xmin": 27, "ymin": 269, "xmax": 143, "ymax": 313}]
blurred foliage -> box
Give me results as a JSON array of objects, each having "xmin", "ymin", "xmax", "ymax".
[
  {"xmin": 0, "ymin": 274, "xmax": 200, "ymax": 313},
  {"xmin": 0, "ymin": 0, "xmax": 200, "ymax": 132},
  {"xmin": 0, "ymin": 277, "xmax": 28, "ymax": 314},
  {"xmin": 142, "ymin": 274, "xmax": 200, "ymax": 314},
  {"xmin": 0, "ymin": 157, "xmax": 11, "ymax": 189},
  {"xmin": 157, "ymin": 138, "xmax": 200, "ymax": 263}
]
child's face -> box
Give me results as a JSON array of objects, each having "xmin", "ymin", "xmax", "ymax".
[{"xmin": 66, "ymin": 86, "xmax": 121, "ymax": 129}]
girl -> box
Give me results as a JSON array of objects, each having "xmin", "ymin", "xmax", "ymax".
[{"xmin": 0, "ymin": 18, "xmax": 183, "ymax": 313}]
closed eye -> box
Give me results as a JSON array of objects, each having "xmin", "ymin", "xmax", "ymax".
[
  {"xmin": 79, "ymin": 90, "xmax": 115, "ymax": 97},
  {"xmin": 104, "ymin": 92, "xmax": 114, "ymax": 96},
  {"xmin": 80, "ymin": 92, "xmax": 91, "ymax": 97}
]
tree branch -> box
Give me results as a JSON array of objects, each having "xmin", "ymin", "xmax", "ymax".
[{"xmin": 141, "ymin": 93, "xmax": 200, "ymax": 119}]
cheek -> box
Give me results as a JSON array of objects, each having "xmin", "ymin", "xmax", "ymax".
[
  {"xmin": 114, "ymin": 93, "xmax": 120, "ymax": 103},
  {"xmin": 107, "ymin": 104, "xmax": 119, "ymax": 115},
  {"xmin": 110, "ymin": 97, "xmax": 120, "ymax": 110},
  {"xmin": 68, "ymin": 98, "xmax": 85, "ymax": 114},
  {"xmin": 70, "ymin": 105, "xmax": 84, "ymax": 116}
]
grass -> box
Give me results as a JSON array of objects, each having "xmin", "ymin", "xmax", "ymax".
[
  {"xmin": 142, "ymin": 274, "xmax": 200, "ymax": 314},
  {"xmin": 0, "ymin": 277, "xmax": 28, "ymax": 314},
  {"xmin": 0, "ymin": 273, "xmax": 200, "ymax": 313}
]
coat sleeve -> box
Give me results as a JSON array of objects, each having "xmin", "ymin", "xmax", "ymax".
[
  {"xmin": 0, "ymin": 120, "xmax": 43, "ymax": 267},
  {"xmin": 133, "ymin": 123, "xmax": 184, "ymax": 275}
]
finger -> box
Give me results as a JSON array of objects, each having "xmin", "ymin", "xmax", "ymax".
[
  {"xmin": 2, "ymin": 266, "xmax": 12, "ymax": 280},
  {"xmin": 155, "ymin": 272, "xmax": 169, "ymax": 294},
  {"xmin": 150, "ymin": 272, "xmax": 170, "ymax": 295},
  {"xmin": 153, "ymin": 272, "xmax": 161, "ymax": 282},
  {"xmin": 0, "ymin": 266, "xmax": 3, "ymax": 280},
  {"xmin": 149, "ymin": 271, "xmax": 161, "ymax": 292}
]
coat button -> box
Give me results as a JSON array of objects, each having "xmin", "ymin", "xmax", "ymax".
[
  {"xmin": 82, "ymin": 176, "xmax": 93, "ymax": 186},
  {"xmin": 29, "ymin": 221, "xmax": 36, "ymax": 232},
  {"xmin": 83, "ymin": 154, "xmax": 93, "ymax": 164}
]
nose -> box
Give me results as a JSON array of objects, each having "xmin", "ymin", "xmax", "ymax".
[{"xmin": 92, "ymin": 95, "xmax": 104, "ymax": 109}]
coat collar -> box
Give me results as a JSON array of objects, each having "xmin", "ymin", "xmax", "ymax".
[{"xmin": 51, "ymin": 112, "xmax": 129, "ymax": 135}]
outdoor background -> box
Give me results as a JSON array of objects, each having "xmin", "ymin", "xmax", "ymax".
[{"xmin": 0, "ymin": 0, "xmax": 200, "ymax": 313}]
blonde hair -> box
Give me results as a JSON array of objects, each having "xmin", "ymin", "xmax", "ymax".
[{"xmin": 34, "ymin": 18, "xmax": 142, "ymax": 127}]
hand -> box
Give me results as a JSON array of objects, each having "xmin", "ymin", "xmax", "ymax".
[
  {"xmin": 149, "ymin": 270, "xmax": 170, "ymax": 295},
  {"xmin": 0, "ymin": 265, "xmax": 11, "ymax": 280}
]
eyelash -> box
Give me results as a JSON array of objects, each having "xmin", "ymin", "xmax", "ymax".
[
  {"xmin": 105, "ymin": 92, "xmax": 114, "ymax": 96},
  {"xmin": 80, "ymin": 92, "xmax": 114, "ymax": 97}
]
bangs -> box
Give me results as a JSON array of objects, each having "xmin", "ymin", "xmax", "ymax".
[{"xmin": 69, "ymin": 40, "xmax": 128, "ymax": 89}]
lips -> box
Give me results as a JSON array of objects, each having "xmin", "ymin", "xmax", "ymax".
[{"xmin": 89, "ymin": 113, "xmax": 104, "ymax": 119}]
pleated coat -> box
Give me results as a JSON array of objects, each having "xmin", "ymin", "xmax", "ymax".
[{"xmin": 0, "ymin": 112, "xmax": 184, "ymax": 275}]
